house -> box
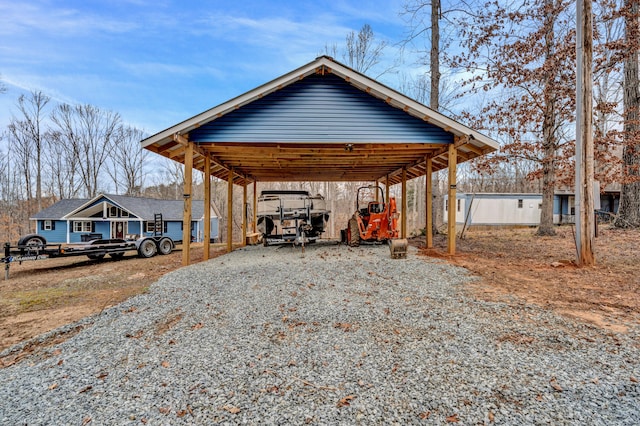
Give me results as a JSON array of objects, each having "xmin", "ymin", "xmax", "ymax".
[
  {"xmin": 445, "ymin": 190, "xmax": 620, "ymax": 227},
  {"xmin": 30, "ymin": 194, "xmax": 220, "ymax": 244}
]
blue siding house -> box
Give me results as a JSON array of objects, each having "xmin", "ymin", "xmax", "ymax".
[{"xmin": 30, "ymin": 194, "xmax": 220, "ymax": 244}]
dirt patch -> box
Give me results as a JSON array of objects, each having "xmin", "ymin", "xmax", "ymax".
[
  {"xmin": 414, "ymin": 226, "xmax": 640, "ymax": 332},
  {"xmin": 0, "ymin": 243, "xmax": 226, "ymax": 354}
]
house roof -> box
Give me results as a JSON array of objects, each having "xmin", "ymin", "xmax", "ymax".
[
  {"xmin": 31, "ymin": 194, "xmax": 216, "ymax": 221},
  {"xmin": 141, "ymin": 56, "xmax": 499, "ymax": 186}
]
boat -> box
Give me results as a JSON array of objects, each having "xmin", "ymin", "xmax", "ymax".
[{"xmin": 257, "ymin": 190, "xmax": 330, "ymax": 245}]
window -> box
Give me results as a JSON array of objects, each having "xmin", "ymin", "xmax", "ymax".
[
  {"xmin": 43, "ymin": 220, "xmax": 52, "ymax": 231},
  {"xmin": 109, "ymin": 206, "xmax": 118, "ymax": 217},
  {"xmin": 73, "ymin": 221, "xmax": 92, "ymax": 232},
  {"xmin": 121, "ymin": 210, "xmax": 129, "ymax": 218},
  {"xmin": 517, "ymin": 199, "xmax": 523, "ymax": 209}
]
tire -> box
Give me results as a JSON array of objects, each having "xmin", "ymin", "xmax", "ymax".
[
  {"xmin": 18, "ymin": 234, "xmax": 46, "ymax": 248},
  {"xmin": 87, "ymin": 254, "xmax": 105, "ymax": 260},
  {"xmin": 157, "ymin": 237, "xmax": 173, "ymax": 255},
  {"xmin": 138, "ymin": 239, "xmax": 157, "ymax": 258},
  {"xmin": 348, "ymin": 218, "xmax": 360, "ymax": 247},
  {"xmin": 109, "ymin": 252, "xmax": 125, "ymax": 259}
]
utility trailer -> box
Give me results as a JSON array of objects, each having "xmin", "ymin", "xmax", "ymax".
[{"xmin": 2, "ymin": 233, "xmax": 174, "ymax": 280}]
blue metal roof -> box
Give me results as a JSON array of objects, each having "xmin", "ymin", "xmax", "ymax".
[{"xmin": 189, "ymin": 74, "xmax": 453, "ymax": 144}]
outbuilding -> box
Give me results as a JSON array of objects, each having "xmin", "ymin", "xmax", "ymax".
[{"xmin": 141, "ymin": 56, "xmax": 500, "ymax": 264}]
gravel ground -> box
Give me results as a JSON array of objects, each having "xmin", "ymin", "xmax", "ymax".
[{"xmin": 0, "ymin": 242, "xmax": 638, "ymax": 425}]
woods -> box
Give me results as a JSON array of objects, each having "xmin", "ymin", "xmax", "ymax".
[{"xmin": 1, "ymin": 0, "xmax": 639, "ymax": 244}]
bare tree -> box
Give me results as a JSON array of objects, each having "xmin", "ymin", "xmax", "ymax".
[
  {"xmin": 6, "ymin": 91, "xmax": 51, "ymax": 210},
  {"xmin": 106, "ymin": 126, "xmax": 149, "ymax": 196},
  {"xmin": 50, "ymin": 104, "xmax": 121, "ymax": 197}
]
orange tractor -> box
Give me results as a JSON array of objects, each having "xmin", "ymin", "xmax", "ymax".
[{"xmin": 344, "ymin": 185, "xmax": 408, "ymax": 258}]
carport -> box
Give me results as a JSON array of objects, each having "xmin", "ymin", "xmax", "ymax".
[{"xmin": 141, "ymin": 56, "xmax": 499, "ymax": 265}]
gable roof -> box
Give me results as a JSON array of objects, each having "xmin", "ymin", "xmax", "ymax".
[
  {"xmin": 141, "ymin": 56, "xmax": 499, "ymax": 186},
  {"xmin": 31, "ymin": 194, "xmax": 216, "ymax": 221}
]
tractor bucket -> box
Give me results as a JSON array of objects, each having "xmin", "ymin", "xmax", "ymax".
[{"xmin": 389, "ymin": 238, "xmax": 408, "ymax": 259}]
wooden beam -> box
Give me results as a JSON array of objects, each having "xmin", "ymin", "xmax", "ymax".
[
  {"xmin": 447, "ymin": 144, "xmax": 457, "ymax": 255},
  {"xmin": 204, "ymin": 154, "xmax": 211, "ymax": 260},
  {"xmin": 227, "ymin": 168, "xmax": 234, "ymax": 253},
  {"xmin": 401, "ymin": 168, "xmax": 407, "ymax": 239},
  {"xmin": 426, "ymin": 156, "xmax": 433, "ymax": 248},
  {"xmin": 182, "ymin": 141, "xmax": 193, "ymax": 266}
]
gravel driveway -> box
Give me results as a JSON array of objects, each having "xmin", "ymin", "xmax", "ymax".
[{"xmin": 0, "ymin": 242, "xmax": 638, "ymax": 425}]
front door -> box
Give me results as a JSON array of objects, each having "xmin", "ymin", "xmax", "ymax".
[{"xmin": 112, "ymin": 221, "xmax": 127, "ymax": 239}]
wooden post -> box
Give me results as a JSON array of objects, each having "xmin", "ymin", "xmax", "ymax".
[
  {"xmin": 253, "ymin": 181, "xmax": 258, "ymax": 234},
  {"xmin": 447, "ymin": 144, "xmax": 457, "ymax": 255},
  {"xmin": 203, "ymin": 154, "xmax": 211, "ymax": 260},
  {"xmin": 385, "ymin": 175, "xmax": 390, "ymax": 206},
  {"xmin": 242, "ymin": 181, "xmax": 247, "ymax": 246},
  {"xmin": 401, "ymin": 168, "xmax": 407, "ymax": 238},
  {"xmin": 426, "ymin": 156, "xmax": 433, "ymax": 248},
  {"xmin": 575, "ymin": 0, "xmax": 595, "ymax": 266},
  {"xmin": 182, "ymin": 141, "xmax": 193, "ymax": 266},
  {"xmin": 227, "ymin": 168, "xmax": 233, "ymax": 253}
]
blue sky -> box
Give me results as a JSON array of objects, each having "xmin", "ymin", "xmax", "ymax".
[{"xmin": 0, "ymin": 0, "xmax": 413, "ymax": 135}]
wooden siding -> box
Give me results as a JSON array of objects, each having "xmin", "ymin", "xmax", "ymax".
[{"xmin": 189, "ymin": 74, "xmax": 453, "ymax": 144}]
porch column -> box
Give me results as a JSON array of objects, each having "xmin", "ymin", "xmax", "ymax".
[
  {"xmin": 252, "ymin": 181, "xmax": 258, "ymax": 234},
  {"xmin": 227, "ymin": 168, "xmax": 234, "ymax": 253},
  {"xmin": 242, "ymin": 180, "xmax": 247, "ymax": 246},
  {"xmin": 203, "ymin": 154, "xmax": 211, "ymax": 260},
  {"xmin": 426, "ymin": 156, "xmax": 433, "ymax": 248},
  {"xmin": 182, "ymin": 141, "xmax": 194, "ymax": 266},
  {"xmin": 447, "ymin": 143, "xmax": 457, "ymax": 255},
  {"xmin": 401, "ymin": 167, "xmax": 407, "ymax": 239}
]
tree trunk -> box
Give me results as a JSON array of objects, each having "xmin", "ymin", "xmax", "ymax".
[
  {"xmin": 615, "ymin": 0, "xmax": 640, "ymax": 228},
  {"xmin": 430, "ymin": 0, "xmax": 442, "ymax": 236},
  {"xmin": 536, "ymin": 0, "xmax": 557, "ymax": 237}
]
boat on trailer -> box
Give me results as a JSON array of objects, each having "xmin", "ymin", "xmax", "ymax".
[{"xmin": 257, "ymin": 190, "xmax": 330, "ymax": 246}]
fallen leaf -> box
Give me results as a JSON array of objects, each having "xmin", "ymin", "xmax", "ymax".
[
  {"xmin": 141, "ymin": 418, "xmax": 147, "ymax": 424},
  {"xmin": 631, "ymin": 376, "xmax": 638, "ymax": 383},
  {"xmin": 488, "ymin": 411, "xmax": 495, "ymax": 422},
  {"xmin": 161, "ymin": 361, "xmax": 170, "ymax": 368},
  {"xmin": 48, "ymin": 383, "xmax": 58, "ymax": 390},
  {"xmin": 51, "ymin": 349, "xmax": 62, "ymax": 356},
  {"xmin": 176, "ymin": 410, "xmax": 187, "ymax": 417},
  {"xmin": 191, "ymin": 322, "xmax": 204, "ymax": 330},
  {"xmin": 158, "ymin": 407, "xmax": 171, "ymax": 415},
  {"xmin": 78, "ymin": 385, "xmax": 93, "ymax": 393},
  {"xmin": 446, "ymin": 413, "xmax": 460, "ymax": 423},
  {"xmin": 418, "ymin": 411, "xmax": 431, "ymax": 419},
  {"xmin": 81, "ymin": 416, "xmax": 91, "ymax": 425},
  {"xmin": 57, "ymin": 359, "xmax": 63, "ymax": 366},
  {"xmin": 550, "ymin": 378, "xmax": 563, "ymax": 392},
  {"xmin": 96, "ymin": 372, "xmax": 108, "ymax": 380},
  {"xmin": 223, "ymin": 405, "xmax": 241, "ymax": 414},
  {"xmin": 336, "ymin": 395, "xmax": 356, "ymax": 407}
]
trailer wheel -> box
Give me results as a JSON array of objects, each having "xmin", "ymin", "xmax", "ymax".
[
  {"xmin": 157, "ymin": 237, "xmax": 173, "ymax": 255},
  {"xmin": 18, "ymin": 234, "xmax": 46, "ymax": 248},
  {"xmin": 138, "ymin": 239, "xmax": 157, "ymax": 258},
  {"xmin": 87, "ymin": 254, "xmax": 105, "ymax": 260}
]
